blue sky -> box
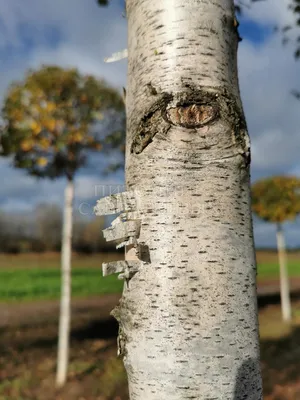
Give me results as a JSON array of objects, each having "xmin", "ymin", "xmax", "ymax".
[
  {"xmin": 0, "ymin": 0, "xmax": 299, "ymax": 248},
  {"xmin": 239, "ymin": 18, "xmax": 273, "ymax": 45}
]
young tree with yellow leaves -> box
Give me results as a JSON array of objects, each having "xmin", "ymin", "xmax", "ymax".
[
  {"xmin": 0, "ymin": 65, "xmax": 125, "ymax": 386},
  {"xmin": 252, "ymin": 176, "xmax": 300, "ymax": 322}
]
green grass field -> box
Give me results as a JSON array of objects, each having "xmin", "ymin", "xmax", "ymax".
[
  {"xmin": 0, "ymin": 267, "xmax": 123, "ymax": 302},
  {"xmin": 257, "ymin": 261, "xmax": 300, "ymax": 281},
  {"xmin": 0, "ymin": 253, "xmax": 123, "ymax": 302},
  {"xmin": 0, "ymin": 252, "xmax": 299, "ymax": 302}
]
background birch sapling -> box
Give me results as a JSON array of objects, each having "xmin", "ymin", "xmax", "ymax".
[
  {"xmin": 251, "ymin": 176, "xmax": 300, "ymax": 322},
  {"xmin": 0, "ymin": 65, "xmax": 125, "ymax": 387}
]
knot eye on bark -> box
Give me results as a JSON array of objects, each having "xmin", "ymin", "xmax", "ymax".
[{"xmin": 165, "ymin": 104, "xmax": 218, "ymax": 128}]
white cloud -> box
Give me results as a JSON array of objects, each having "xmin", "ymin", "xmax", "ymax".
[
  {"xmin": 0, "ymin": 0, "xmax": 126, "ymax": 212},
  {"xmin": 0, "ymin": 0, "xmax": 127, "ymax": 92},
  {"xmin": 242, "ymin": 0, "xmax": 295, "ymax": 26},
  {"xmin": 28, "ymin": 45, "xmax": 127, "ymax": 90},
  {"xmin": 238, "ymin": 27, "xmax": 300, "ymax": 175}
]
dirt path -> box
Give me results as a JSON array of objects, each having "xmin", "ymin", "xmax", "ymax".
[
  {"xmin": 0, "ymin": 293, "xmax": 127, "ymax": 400},
  {"xmin": 258, "ymin": 277, "xmax": 300, "ymax": 295},
  {"xmin": 1, "ymin": 278, "xmax": 300, "ymax": 329},
  {"xmin": 1, "ymin": 291, "xmax": 300, "ymax": 399},
  {"xmin": 0, "ymin": 293, "xmax": 121, "ymax": 328}
]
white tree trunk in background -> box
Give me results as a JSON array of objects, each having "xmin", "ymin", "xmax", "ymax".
[
  {"xmin": 276, "ymin": 223, "xmax": 292, "ymax": 322},
  {"xmin": 56, "ymin": 178, "xmax": 74, "ymax": 387},
  {"xmin": 95, "ymin": 0, "xmax": 263, "ymax": 398}
]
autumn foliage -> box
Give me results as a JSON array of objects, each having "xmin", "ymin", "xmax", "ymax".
[
  {"xmin": 0, "ymin": 65, "xmax": 124, "ymax": 179},
  {"xmin": 251, "ymin": 176, "xmax": 300, "ymax": 223}
]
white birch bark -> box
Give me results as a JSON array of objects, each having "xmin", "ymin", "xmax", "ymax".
[
  {"xmin": 276, "ymin": 223, "xmax": 292, "ymax": 322},
  {"xmin": 56, "ymin": 178, "xmax": 74, "ymax": 387},
  {"xmin": 96, "ymin": 0, "xmax": 262, "ymax": 398}
]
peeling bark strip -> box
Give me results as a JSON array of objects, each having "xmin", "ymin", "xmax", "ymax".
[
  {"xmin": 95, "ymin": 192, "xmax": 143, "ymax": 262},
  {"xmin": 94, "ymin": 191, "xmax": 137, "ymax": 215},
  {"xmin": 102, "ymin": 260, "xmax": 141, "ymax": 280},
  {"xmin": 104, "ymin": 48, "xmax": 128, "ymax": 63},
  {"xmin": 95, "ymin": 191, "xmax": 145, "ymax": 360},
  {"xmin": 95, "ymin": 191, "xmax": 146, "ymax": 279},
  {"xmin": 103, "ymin": 219, "xmax": 141, "ymax": 242},
  {"xmin": 95, "ymin": 192, "xmax": 142, "ymax": 250},
  {"xmin": 96, "ymin": 0, "xmax": 263, "ymax": 399}
]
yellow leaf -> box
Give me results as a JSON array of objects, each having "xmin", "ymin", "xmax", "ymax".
[
  {"xmin": 72, "ymin": 132, "xmax": 83, "ymax": 142},
  {"xmin": 20, "ymin": 140, "xmax": 33, "ymax": 151},
  {"xmin": 11, "ymin": 110, "xmax": 23, "ymax": 121},
  {"xmin": 30, "ymin": 120, "xmax": 42, "ymax": 135},
  {"xmin": 44, "ymin": 119, "xmax": 56, "ymax": 132},
  {"xmin": 36, "ymin": 157, "xmax": 48, "ymax": 167},
  {"xmin": 45, "ymin": 101, "xmax": 56, "ymax": 112},
  {"xmin": 39, "ymin": 138, "xmax": 50, "ymax": 149}
]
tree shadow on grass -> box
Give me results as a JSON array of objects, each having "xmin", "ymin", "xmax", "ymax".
[
  {"xmin": 258, "ymin": 290, "xmax": 300, "ymax": 310},
  {"xmin": 71, "ymin": 317, "xmax": 118, "ymax": 340},
  {"xmin": 0, "ymin": 317, "xmax": 118, "ymax": 354},
  {"xmin": 259, "ymin": 325, "xmax": 300, "ymax": 396}
]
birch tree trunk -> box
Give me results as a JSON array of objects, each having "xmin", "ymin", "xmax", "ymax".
[
  {"xmin": 276, "ymin": 223, "xmax": 292, "ymax": 322},
  {"xmin": 56, "ymin": 178, "xmax": 74, "ymax": 387},
  {"xmin": 95, "ymin": 0, "xmax": 262, "ymax": 398}
]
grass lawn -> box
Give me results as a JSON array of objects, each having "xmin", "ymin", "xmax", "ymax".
[
  {"xmin": 257, "ymin": 261, "xmax": 300, "ymax": 282},
  {"xmin": 0, "ymin": 251, "xmax": 299, "ymax": 302},
  {"xmin": 0, "ymin": 267, "xmax": 123, "ymax": 302},
  {"xmin": 0, "ymin": 253, "xmax": 123, "ymax": 302}
]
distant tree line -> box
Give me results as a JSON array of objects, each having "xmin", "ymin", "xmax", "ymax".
[{"xmin": 0, "ymin": 203, "xmax": 116, "ymax": 253}]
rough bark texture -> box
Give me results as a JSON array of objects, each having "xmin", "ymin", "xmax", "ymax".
[
  {"xmin": 56, "ymin": 178, "xmax": 74, "ymax": 387},
  {"xmin": 276, "ymin": 223, "xmax": 292, "ymax": 322},
  {"xmin": 96, "ymin": 0, "xmax": 262, "ymax": 398}
]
